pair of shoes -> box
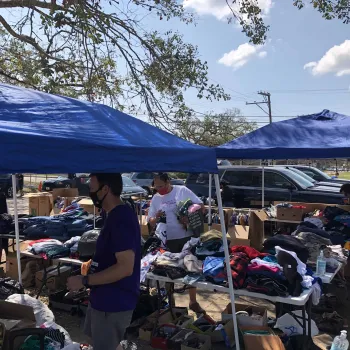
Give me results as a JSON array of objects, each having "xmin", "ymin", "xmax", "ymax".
[{"xmin": 189, "ymin": 302, "xmax": 205, "ymax": 314}]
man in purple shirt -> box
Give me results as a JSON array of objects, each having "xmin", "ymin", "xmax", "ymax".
[{"xmin": 67, "ymin": 173, "xmax": 140, "ymax": 350}]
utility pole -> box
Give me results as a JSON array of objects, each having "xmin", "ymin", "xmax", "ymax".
[{"xmin": 246, "ymin": 91, "xmax": 272, "ymax": 124}]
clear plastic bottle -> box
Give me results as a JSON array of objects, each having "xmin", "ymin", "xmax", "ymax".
[
  {"xmin": 316, "ymin": 249, "xmax": 326, "ymax": 276},
  {"xmin": 330, "ymin": 330, "xmax": 349, "ymax": 350}
]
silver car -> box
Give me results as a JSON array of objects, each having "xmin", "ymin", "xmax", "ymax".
[{"xmin": 129, "ymin": 172, "xmax": 184, "ymax": 196}]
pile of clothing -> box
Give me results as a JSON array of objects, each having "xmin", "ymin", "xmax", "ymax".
[
  {"xmin": 290, "ymin": 209, "xmax": 350, "ymax": 271},
  {"xmin": 142, "ymin": 229, "xmax": 316, "ymax": 300},
  {"xmin": 263, "ymin": 234, "xmax": 323, "ymax": 302},
  {"xmin": 28, "ymin": 239, "xmax": 70, "ymax": 260},
  {"xmin": 19, "ymin": 211, "xmax": 96, "ymax": 240}
]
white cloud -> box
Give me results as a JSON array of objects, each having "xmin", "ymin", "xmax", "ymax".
[
  {"xmin": 218, "ymin": 43, "xmax": 267, "ymax": 70},
  {"xmin": 304, "ymin": 40, "xmax": 350, "ymax": 77},
  {"xmin": 183, "ymin": 0, "xmax": 273, "ymax": 21}
]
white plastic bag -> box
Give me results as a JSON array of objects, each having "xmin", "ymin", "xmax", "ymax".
[{"xmin": 275, "ymin": 310, "xmax": 319, "ymax": 337}]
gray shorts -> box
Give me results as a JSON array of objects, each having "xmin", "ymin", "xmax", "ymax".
[{"xmin": 84, "ymin": 304, "xmax": 133, "ymax": 350}]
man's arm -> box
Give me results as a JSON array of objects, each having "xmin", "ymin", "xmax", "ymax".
[{"xmin": 88, "ymin": 250, "xmax": 135, "ymax": 286}]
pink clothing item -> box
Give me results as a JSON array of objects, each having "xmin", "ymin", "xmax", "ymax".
[
  {"xmin": 188, "ymin": 204, "xmax": 201, "ymax": 214},
  {"xmin": 247, "ymin": 262, "xmax": 280, "ymax": 274}
]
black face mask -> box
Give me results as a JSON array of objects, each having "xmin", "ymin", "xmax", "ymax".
[{"xmin": 89, "ymin": 185, "xmax": 108, "ymax": 209}]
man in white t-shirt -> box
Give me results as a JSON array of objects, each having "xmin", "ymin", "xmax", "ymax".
[{"xmin": 148, "ymin": 173, "xmax": 204, "ymax": 313}]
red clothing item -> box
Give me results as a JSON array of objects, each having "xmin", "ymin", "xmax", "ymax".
[{"xmin": 230, "ymin": 246, "xmax": 269, "ymax": 260}]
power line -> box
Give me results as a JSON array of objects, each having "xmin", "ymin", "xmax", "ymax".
[
  {"xmin": 268, "ymin": 88, "xmax": 350, "ymax": 93},
  {"xmin": 246, "ymin": 91, "xmax": 272, "ymax": 124}
]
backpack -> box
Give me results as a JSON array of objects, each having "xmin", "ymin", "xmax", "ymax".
[{"xmin": 77, "ymin": 229, "xmax": 101, "ymax": 261}]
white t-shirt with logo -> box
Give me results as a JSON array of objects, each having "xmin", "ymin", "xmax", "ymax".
[{"xmin": 148, "ymin": 185, "xmax": 202, "ymax": 240}]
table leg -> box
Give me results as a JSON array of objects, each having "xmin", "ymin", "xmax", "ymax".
[
  {"xmin": 36, "ymin": 264, "xmax": 48, "ymax": 299},
  {"xmin": 307, "ymin": 299, "xmax": 312, "ymax": 341},
  {"xmin": 168, "ymin": 283, "xmax": 175, "ymax": 319},
  {"xmin": 302, "ymin": 304, "xmax": 306, "ymax": 338}
]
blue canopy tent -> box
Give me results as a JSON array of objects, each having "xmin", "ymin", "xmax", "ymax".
[
  {"xmin": 0, "ymin": 84, "xmax": 218, "ymax": 174},
  {"xmin": 0, "ymin": 84, "xmax": 241, "ymax": 349},
  {"xmin": 216, "ymin": 110, "xmax": 350, "ymax": 160}
]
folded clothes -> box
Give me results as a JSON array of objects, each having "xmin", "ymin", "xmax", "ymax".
[
  {"xmin": 247, "ymin": 262, "xmax": 285, "ymax": 280},
  {"xmin": 245, "ymin": 275, "xmax": 289, "ymax": 297},
  {"xmin": 151, "ymin": 265, "xmax": 187, "ymax": 280}
]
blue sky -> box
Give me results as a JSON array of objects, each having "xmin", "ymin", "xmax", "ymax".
[{"xmin": 141, "ymin": 0, "xmax": 350, "ymax": 126}]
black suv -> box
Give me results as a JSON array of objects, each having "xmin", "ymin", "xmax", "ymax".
[{"xmin": 186, "ymin": 166, "xmax": 346, "ymax": 208}]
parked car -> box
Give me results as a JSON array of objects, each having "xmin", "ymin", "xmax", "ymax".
[
  {"xmin": 129, "ymin": 172, "xmax": 184, "ymax": 196},
  {"xmin": 41, "ymin": 176, "xmax": 75, "ymax": 191},
  {"xmin": 0, "ymin": 174, "xmax": 13, "ymax": 198},
  {"xmin": 76, "ymin": 175, "xmax": 147, "ymax": 198},
  {"xmin": 274, "ymin": 166, "xmax": 342, "ymax": 189},
  {"xmin": 288, "ymin": 165, "xmax": 350, "ymax": 185},
  {"xmin": 186, "ymin": 166, "xmax": 347, "ymax": 208}
]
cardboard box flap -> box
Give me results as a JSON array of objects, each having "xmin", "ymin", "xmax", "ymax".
[
  {"xmin": 0, "ymin": 301, "xmax": 36, "ymax": 322},
  {"xmin": 52, "ymin": 188, "xmax": 79, "ymax": 201}
]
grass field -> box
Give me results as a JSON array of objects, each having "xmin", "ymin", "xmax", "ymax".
[{"xmin": 338, "ymin": 172, "xmax": 350, "ymax": 180}]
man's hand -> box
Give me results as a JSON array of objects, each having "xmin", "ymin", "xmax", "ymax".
[
  {"xmin": 67, "ymin": 275, "xmax": 84, "ymax": 291},
  {"xmin": 156, "ymin": 210, "xmax": 163, "ymax": 218}
]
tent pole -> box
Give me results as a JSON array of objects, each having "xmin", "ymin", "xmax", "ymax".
[
  {"xmin": 139, "ymin": 194, "xmax": 142, "ymax": 224},
  {"xmin": 214, "ymin": 174, "xmax": 240, "ymax": 350},
  {"xmin": 208, "ymin": 174, "xmax": 212, "ymax": 228},
  {"xmin": 12, "ymin": 175, "xmax": 22, "ymax": 285},
  {"xmin": 93, "ymin": 206, "xmax": 96, "ymax": 229},
  {"xmin": 262, "ymin": 162, "xmax": 265, "ymax": 208}
]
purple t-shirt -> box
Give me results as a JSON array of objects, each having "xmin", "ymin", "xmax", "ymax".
[{"xmin": 89, "ymin": 204, "xmax": 140, "ymax": 312}]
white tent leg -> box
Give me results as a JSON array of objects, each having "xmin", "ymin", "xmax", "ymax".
[
  {"xmin": 12, "ymin": 175, "xmax": 22, "ymax": 285},
  {"xmin": 262, "ymin": 163, "xmax": 265, "ymax": 208},
  {"xmin": 214, "ymin": 174, "xmax": 240, "ymax": 350},
  {"xmin": 208, "ymin": 174, "xmax": 212, "ymax": 228}
]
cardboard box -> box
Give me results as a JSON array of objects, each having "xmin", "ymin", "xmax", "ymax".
[
  {"xmin": 6, "ymin": 254, "xmax": 36, "ymax": 280},
  {"xmin": 35, "ymin": 265, "xmax": 71, "ymax": 291},
  {"xmin": 28, "ymin": 194, "xmax": 40, "ymax": 216},
  {"xmin": 38, "ymin": 194, "xmax": 51, "ymax": 216},
  {"xmin": 205, "ymin": 320, "xmax": 235, "ymax": 346},
  {"xmin": 139, "ymin": 307, "xmax": 188, "ymax": 342},
  {"xmin": 248, "ymin": 210, "xmax": 268, "ymax": 251},
  {"xmin": 0, "ymin": 300, "xmax": 36, "ymax": 350},
  {"xmin": 78, "ymin": 198, "xmax": 96, "ymax": 214},
  {"xmin": 276, "ymin": 207, "xmax": 304, "ymax": 221},
  {"xmin": 182, "ymin": 334, "xmax": 211, "ymax": 350},
  {"xmin": 222, "ymin": 303, "xmax": 267, "ymax": 327},
  {"xmin": 52, "ymin": 188, "xmax": 79, "ymax": 201},
  {"xmin": 228, "ymin": 225, "xmax": 250, "ymax": 247},
  {"xmin": 140, "ymin": 215, "xmax": 150, "ymax": 237},
  {"xmin": 240, "ymin": 326, "xmax": 285, "ymax": 350}
]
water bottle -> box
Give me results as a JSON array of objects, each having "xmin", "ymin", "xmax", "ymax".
[
  {"xmin": 330, "ymin": 330, "xmax": 349, "ymax": 350},
  {"xmin": 316, "ymin": 250, "xmax": 326, "ymax": 276}
]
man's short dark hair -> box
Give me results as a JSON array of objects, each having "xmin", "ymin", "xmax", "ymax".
[{"xmin": 90, "ymin": 173, "xmax": 123, "ymax": 196}]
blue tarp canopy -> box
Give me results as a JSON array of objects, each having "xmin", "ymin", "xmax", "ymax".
[
  {"xmin": 0, "ymin": 84, "xmax": 218, "ymax": 173},
  {"xmin": 216, "ymin": 110, "xmax": 350, "ymax": 160}
]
